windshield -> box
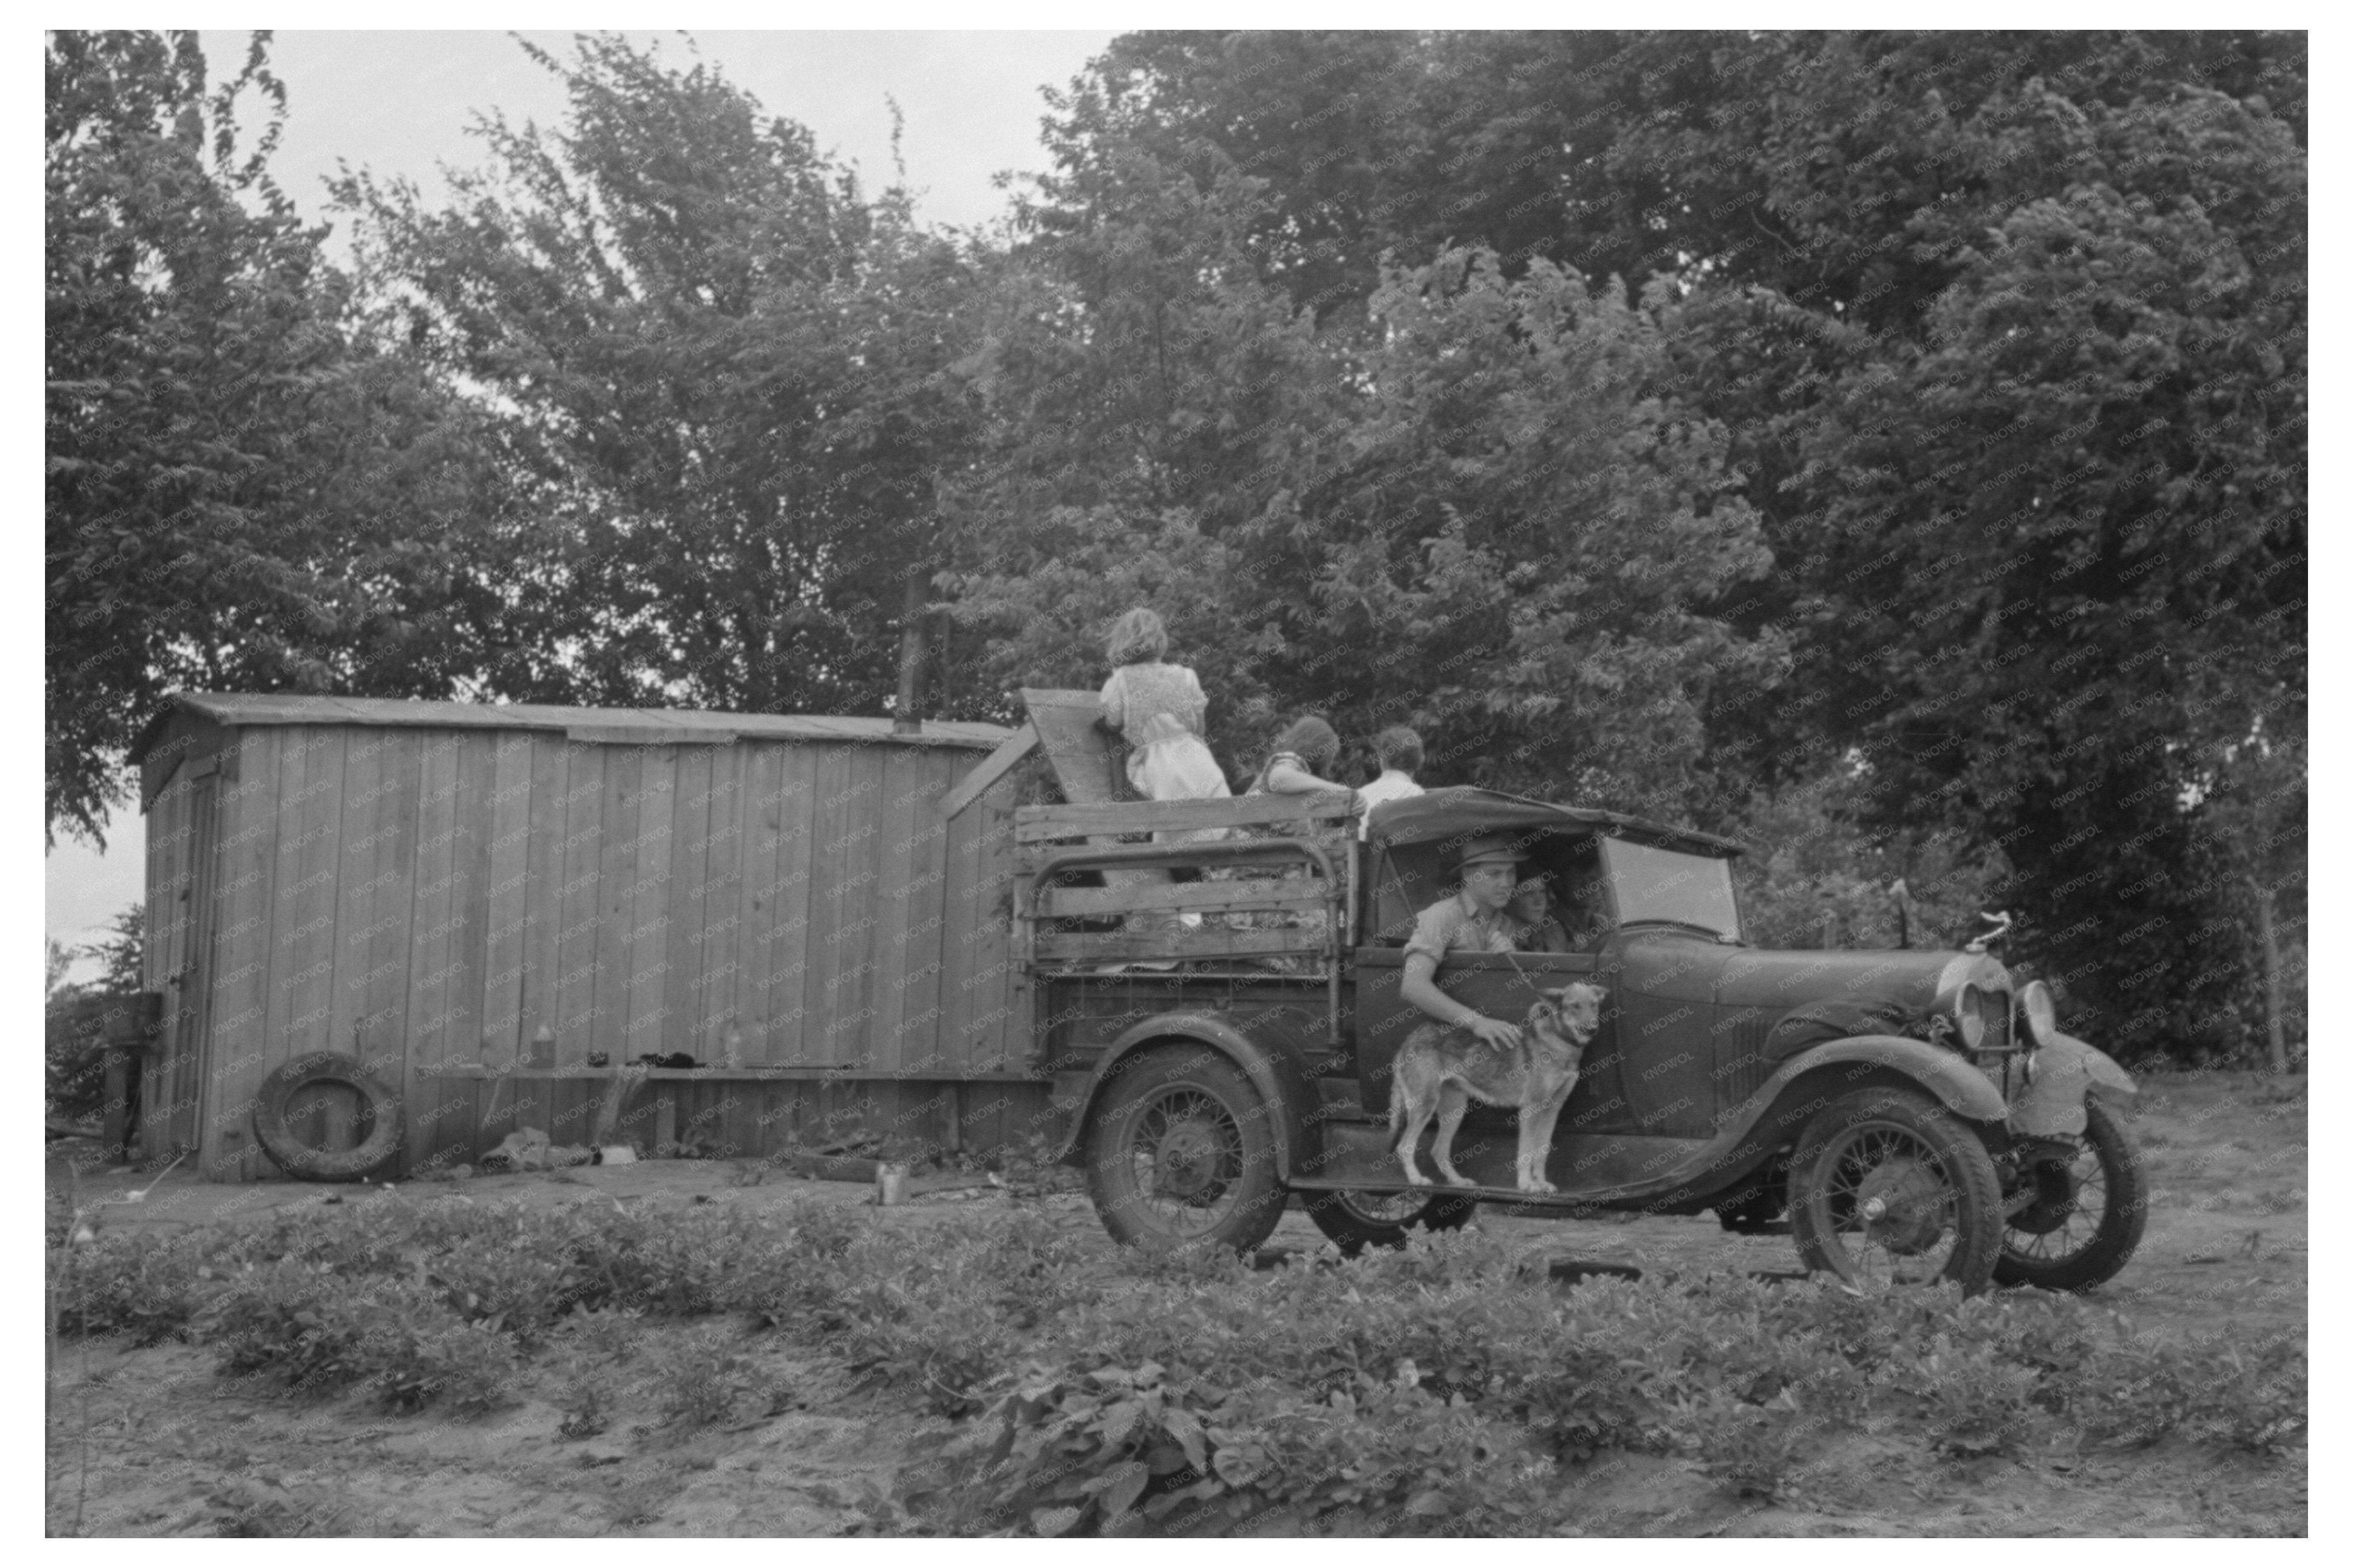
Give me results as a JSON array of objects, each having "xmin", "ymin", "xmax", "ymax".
[{"xmin": 1601, "ymin": 838, "xmax": 1742, "ymax": 941}]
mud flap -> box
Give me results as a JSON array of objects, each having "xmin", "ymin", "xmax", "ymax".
[{"xmin": 2008, "ymin": 1032, "xmax": 2136, "ymax": 1139}]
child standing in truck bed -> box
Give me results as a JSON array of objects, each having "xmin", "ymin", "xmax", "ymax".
[{"xmin": 1098, "ymin": 607, "xmax": 1232, "ymax": 807}]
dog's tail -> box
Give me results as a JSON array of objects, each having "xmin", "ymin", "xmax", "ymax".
[{"xmin": 1387, "ymin": 1079, "xmax": 1404, "ymax": 1146}]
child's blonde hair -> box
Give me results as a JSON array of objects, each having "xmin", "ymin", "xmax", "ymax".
[{"xmin": 1106, "ymin": 607, "xmax": 1170, "ymax": 666}]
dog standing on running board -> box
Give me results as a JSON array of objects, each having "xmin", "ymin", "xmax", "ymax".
[{"xmin": 1390, "ymin": 982, "xmax": 1606, "ymax": 1193}]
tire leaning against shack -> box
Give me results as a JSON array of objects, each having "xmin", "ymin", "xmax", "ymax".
[{"xmin": 251, "ymin": 1051, "xmax": 404, "ymax": 1181}]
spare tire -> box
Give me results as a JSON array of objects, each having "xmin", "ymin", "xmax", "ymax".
[{"xmin": 252, "ymin": 1052, "xmax": 404, "ymax": 1181}]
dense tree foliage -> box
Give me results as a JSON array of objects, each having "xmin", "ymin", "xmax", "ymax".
[
  {"xmin": 46, "ymin": 30, "xmax": 2303, "ymax": 1063},
  {"xmin": 46, "ymin": 904, "xmax": 144, "ymax": 1123},
  {"xmin": 1020, "ymin": 29, "xmax": 2303, "ymax": 1057},
  {"xmin": 44, "ymin": 30, "xmax": 502, "ymax": 843},
  {"xmin": 951, "ymin": 111, "xmax": 1776, "ymax": 809},
  {"xmin": 338, "ymin": 36, "xmax": 986, "ymax": 719}
]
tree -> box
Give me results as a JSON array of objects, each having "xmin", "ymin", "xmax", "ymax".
[
  {"xmin": 339, "ymin": 35, "xmax": 986, "ymax": 721},
  {"xmin": 1270, "ymin": 252, "xmax": 1776, "ymax": 815},
  {"xmin": 45, "ymin": 905, "xmax": 144, "ymax": 1125},
  {"xmin": 948, "ymin": 120, "xmax": 1779, "ymax": 808},
  {"xmin": 45, "ymin": 30, "xmax": 503, "ymax": 843},
  {"xmin": 1018, "ymin": 32, "xmax": 2305, "ymax": 1059},
  {"xmin": 1773, "ymin": 75, "xmax": 2306, "ymax": 1059},
  {"xmin": 2188, "ymin": 721, "xmax": 2306, "ymax": 1071},
  {"xmin": 1025, "ymin": 31, "xmax": 1708, "ymax": 326}
]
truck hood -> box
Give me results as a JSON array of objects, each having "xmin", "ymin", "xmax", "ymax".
[
  {"xmin": 1712, "ymin": 947, "xmax": 1970, "ymax": 1010},
  {"xmin": 1606, "ymin": 936, "xmax": 2007, "ymax": 1060},
  {"xmin": 1721, "ymin": 946, "xmax": 2010, "ymax": 1062}
]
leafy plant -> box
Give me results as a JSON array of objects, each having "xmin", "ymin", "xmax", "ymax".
[{"xmin": 649, "ymin": 1327, "xmax": 752, "ymax": 1429}]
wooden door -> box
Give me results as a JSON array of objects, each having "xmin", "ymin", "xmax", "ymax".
[{"xmin": 144, "ymin": 768, "xmax": 218, "ymax": 1162}]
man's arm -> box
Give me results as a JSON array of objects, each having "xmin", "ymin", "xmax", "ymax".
[{"xmin": 1401, "ymin": 952, "xmax": 1522, "ymax": 1049}]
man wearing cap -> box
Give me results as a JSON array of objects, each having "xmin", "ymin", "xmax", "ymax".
[{"xmin": 1399, "ymin": 834, "xmax": 1528, "ymax": 1049}]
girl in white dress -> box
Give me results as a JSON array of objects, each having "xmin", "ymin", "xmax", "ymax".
[
  {"xmin": 1098, "ymin": 609, "xmax": 1232, "ymax": 806},
  {"xmin": 1095, "ymin": 609, "xmax": 1232, "ymax": 954}
]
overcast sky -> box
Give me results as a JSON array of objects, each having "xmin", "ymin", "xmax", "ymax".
[
  {"xmin": 46, "ymin": 29, "xmax": 1118, "ymax": 963},
  {"xmin": 198, "ymin": 29, "xmax": 1116, "ymax": 235}
]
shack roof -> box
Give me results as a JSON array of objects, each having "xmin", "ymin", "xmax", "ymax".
[
  {"xmin": 1364, "ymin": 786, "xmax": 1745, "ymax": 860},
  {"xmin": 129, "ymin": 692, "xmax": 1013, "ymax": 764}
]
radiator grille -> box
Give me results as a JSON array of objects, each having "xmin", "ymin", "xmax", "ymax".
[{"xmin": 1980, "ymin": 988, "xmax": 2012, "ymax": 1052}]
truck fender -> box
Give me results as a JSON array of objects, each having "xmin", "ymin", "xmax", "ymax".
[
  {"xmin": 2008, "ymin": 1031, "xmax": 2138, "ymax": 1139},
  {"xmin": 1048, "ymin": 1012, "xmax": 1317, "ymax": 1177},
  {"xmin": 1768, "ymin": 1033, "xmax": 2009, "ymax": 1125}
]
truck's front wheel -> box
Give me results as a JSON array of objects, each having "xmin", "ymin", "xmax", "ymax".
[
  {"xmin": 1993, "ymin": 1096, "xmax": 2149, "ymax": 1292},
  {"xmin": 1788, "ymin": 1088, "xmax": 2003, "ymax": 1296},
  {"xmin": 1084, "ymin": 1045, "xmax": 1287, "ymax": 1253}
]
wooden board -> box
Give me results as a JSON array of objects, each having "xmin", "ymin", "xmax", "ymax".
[
  {"xmin": 592, "ymin": 743, "xmax": 643, "ymax": 1066},
  {"xmin": 694, "ymin": 739, "xmax": 746, "ymax": 1054},
  {"xmin": 938, "ymin": 721, "xmax": 1039, "ymax": 819},
  {"xmin": 733, "ymin": 741, "xmax": 791, "ymax": 1063},
  {"xmin": 665, "ymin": 741, "xmax": 719, "ymax": 1058},
  {"xmin": 566, "ymin": 724, "xmax": 739, "ymax": 747},
  {"xmin": 551, "ymin": 740, "xmax": 608, "ymax": 1062},
  {"xmin": 622, "ymin": 744, "xmax": 674, "ymax": 1062},
  {"xmin": 198, "ymin": 730, "xmax": 282, "ymax": 1169},
  {"xmin": 145, "ymin": 761, "xmax": 218, "ymax": 1162},
  {"xmin": 140, "ymin": 764, "xmax": 187, "ymax": 1157},
  {"xmin": 870, "ymin": 745, "xmax": 921, "ymax": 1072},
  {"xmin": 434, "ymin": 734, "xmax": 499, "ymax": 1163},
  {"xmin": 515, "ymin": 731, "xmax": 566, "ymax": 1076},
  {"xmin": 1018, "ymin": 686, "xmax": 1128, "ymax": 805},
  {"xmin": 1030, "ymin": 929, "xmax": 1331, "ymax": 962},
  {"xmin": 253, "ymin": 728, "xmax": 350, "ymax": 1179},
  {"xmin": 361, "ymin": 731, "xmax": 425, "ymax": 1159},
  {"xmin": 1014, "ymin": 793, "xmax": 1353, "ymax": 842},
  {"xmin": 895, "ymin": 750, "xmax": 954, "ymax": 1073},
  {"xmin": 480, "ymin": 731, "xmax": 535, "ymax": 1067},
  {"xmin": 1033, "ymin": 877, "xmax": 1331, "ymax": 918},
  {"xmin": 940, "ymin": 755, "xmax": 1010, "ymax": 1076},
  {"xmin": 806, "ymin": 744, "xmax": 867, "ymax": 1068},
  {"xmin": 403, "ymin": 730, "xmax": 464, "ymax": 1165}
]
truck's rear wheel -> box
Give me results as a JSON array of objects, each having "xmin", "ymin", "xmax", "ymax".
[
  {"xmin": 1084, "ymin": 1045, "xmax": 1286, "ymax": 1253},
  {"xmin": 1789, "ymin": 1088, "xmax": 2001, "ymax": 1296},
  {"xmin": 1301, "ymin": 1187, "xmax": 1476, "ymax": 1255}
]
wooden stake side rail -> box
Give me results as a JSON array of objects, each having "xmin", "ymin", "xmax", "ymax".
[
  {"xmin": 1014, "ymin": 842, "xmax": 1345, "ymax": 877},
  {"xmin": 1013, "ymin": 793, "xmax": 1355, "ymax": 843},
  {"xmin": 1031, "ymin": 928, "xmax": 1332, "ymax": 963},
  {"xmin": 1034, "ymin": 877, "xmax": 1328, "ymax": 918}
]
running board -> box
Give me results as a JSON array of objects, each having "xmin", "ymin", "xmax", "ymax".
[
  {"xmin": 1287, "ymin": 1175, "xmax": 1631, "ymax": 1210},
  {"xmin": 1292, "ymin": 1117, "xmax": 1775, "ymax": 1209}
]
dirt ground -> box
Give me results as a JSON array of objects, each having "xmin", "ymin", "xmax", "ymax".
[{"xmin": 44, "ymin": 1069, "xmax": 2306, "ymax": 1537}]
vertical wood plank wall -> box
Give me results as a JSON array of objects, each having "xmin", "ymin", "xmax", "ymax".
[
  {"xmin": 180, "ymin": 723, "xmax": 1027, "ymax": 1179},
  {"xmin": 140, "ymin": 761, "xmax": 200, "ymax": 1157}
]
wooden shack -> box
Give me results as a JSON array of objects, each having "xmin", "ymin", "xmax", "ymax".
[{"xmin": 127, "ymin": 693, "xmax": 1044, "ymax": 1180}]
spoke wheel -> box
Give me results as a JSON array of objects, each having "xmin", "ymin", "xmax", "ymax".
[
  {"xmin": 1084, "ymin": 1046, "xmax": 1285, "ymax": 1252},
  {"xmin": 1789, "ymin": 1089, "xmax": 2001, "ymax": 1295},
  {"xmin": 1994, "ymin": 1095, "xmax": 2149, "ymax": 1291},
  {"xmin": 1302, "ymin": 1187, "xmax": 1477, "ymax": 1255}
]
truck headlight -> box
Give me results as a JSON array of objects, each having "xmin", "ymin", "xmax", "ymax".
[
  {"xmin": 2020, "ymin": 980, "xmax": 2057, "ymax": 1048},
  {"xmin": 1954, "ymin": 983, "xmax": 1988, "ymax": 1050}
]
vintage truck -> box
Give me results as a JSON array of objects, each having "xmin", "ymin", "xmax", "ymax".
[{"xmin": 1022, "ymin": 782, "xmax": 2147, "ymax": 1296}]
